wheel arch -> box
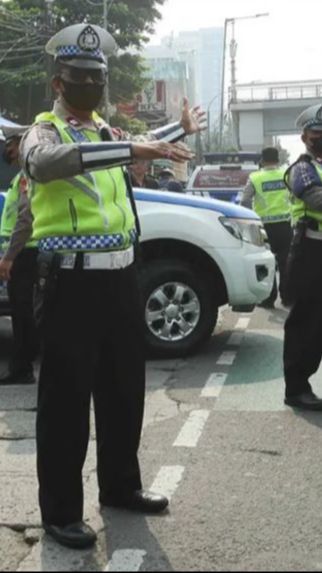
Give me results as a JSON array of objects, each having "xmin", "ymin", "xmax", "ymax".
[{"xmin": 139, "ymin": 238, "xmax": 228, "ymax": 307}]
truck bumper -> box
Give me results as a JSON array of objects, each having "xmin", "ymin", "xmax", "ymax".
[{"xmin": 219, "ymin": 247, "xmax": 276, "ymax": 306}]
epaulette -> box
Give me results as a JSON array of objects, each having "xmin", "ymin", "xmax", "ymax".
[
  {"xmin": 283, "ymin": 154, "xmax": 313, "ymax": 190},
  {"xmin": 297, "ymin": 153, "xmax": 313, "ymax": 163}
]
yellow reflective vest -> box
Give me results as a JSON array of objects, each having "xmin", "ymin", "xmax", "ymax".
[
  {"xmin": 249, "ymin": 167, "xmax": 290, "ymax": 223},
  {"xmin": 0, "ymin": 172, "xmax": 36, "ymax": 251},
  {"xmin": 286, "ymin": 159, "xmax": 322, "ymax": 230},
  {"xmin": 29, "ymin": 111, "xmax": 136, "ymax": 252}
]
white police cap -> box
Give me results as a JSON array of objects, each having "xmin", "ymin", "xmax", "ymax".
[
  {"xmin": 46, "ymin": 23, "xmax": 117, "ymax": 70},
  {"xmin": 296, "ymin": 104, "xmax": 322, "ymax": 132}
]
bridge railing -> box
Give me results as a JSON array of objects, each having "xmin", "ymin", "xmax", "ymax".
[{"xmin": 234, "ymin": 81, "xmax": 322, "ymax": 102}]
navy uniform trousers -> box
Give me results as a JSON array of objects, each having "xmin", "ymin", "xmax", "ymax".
[
  {"xmin": 8, "ymin": 247, "xmax": 39, "ymax": 376},
  {"xmin": 284, "ymin": 237, "xmax": 322, "ymax": 397},
  {"xmin": 263, "ymin": 221, "xmax": 292, "ymax": 304},
  {"xmin": 37, "ymin": 260, "xmax": 146, "ymax": 526}
]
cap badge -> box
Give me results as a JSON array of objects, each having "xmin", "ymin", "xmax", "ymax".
[{"xmin": 77, "ymin": 25, "xmax": 100, "ymax": 52}]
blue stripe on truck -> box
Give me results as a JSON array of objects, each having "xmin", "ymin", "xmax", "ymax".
[{"xmin": 133, "ymin": 188, "xmax": 259, "ymax": 220}]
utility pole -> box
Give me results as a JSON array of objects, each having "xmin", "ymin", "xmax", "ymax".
[
  {"xmin": 45, "ymin": 0, "xmax": 54, "ymax": 105},
  {"xmin": 103, "ymin": 0, "xmax": 114, "ymax": 122},
  {"xmin": 230, "ymin": 19, "xmax": 237, "ymax": 104},
  {"xmin": 219, "ymin": 13, "xmax": 269, "ymax": 150},
  {"xmin": 207, "ymin": 94, "xmax": 219, "ymax": 151},
  {"xmin": 219, "ymin": 19, "xmax": 228, "ymax": 150}
]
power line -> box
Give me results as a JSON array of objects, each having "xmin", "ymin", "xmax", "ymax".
[
  {"xmin": 0, "ymin": 32, "xmax": 31, "ymax": 65},
  {"xmin": 0, "ymin": 5, "xmax": 38, "ymax": 32},
  {"xmin": 0, "ymin": 45, "xmax": 44, "ymax": 53}
]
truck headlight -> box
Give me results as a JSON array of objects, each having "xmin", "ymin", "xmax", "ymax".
[{"xmin": 219, "ymin": 217, "xmax": 266, "ymax": 247}]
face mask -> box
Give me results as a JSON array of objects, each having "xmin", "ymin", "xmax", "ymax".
[
  {"xmin": 61, "ymin": 80, "xmax": 104, "ymax": 111},
  {"xmin": 308, "ymin": 136, "xmax": 322, "ymax": 155}
]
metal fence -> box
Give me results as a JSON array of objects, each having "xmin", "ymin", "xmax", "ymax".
[{"xmin": 234, "ymin": 81, "xmax": 322, "ymax": 102}]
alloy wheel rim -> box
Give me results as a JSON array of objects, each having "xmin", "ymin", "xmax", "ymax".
[{"xmin": 146, "ymin": 281, "xmax": 201, "ymax": 342}]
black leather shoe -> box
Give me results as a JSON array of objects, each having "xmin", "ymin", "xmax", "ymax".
[
  {"xmin": 284, "ymin": 392, "xmax": 322, "ymax": 411},
  {"xmin": 43, "ymin": 522, "xmax": 97, "ymax": 549},
  {"xmin": 101, "ymin": 490, "xmax": 169, "ymax": 514},
  {"xmin": 0, "ymin": 372, "xmax": 36, "ymax": 385}
]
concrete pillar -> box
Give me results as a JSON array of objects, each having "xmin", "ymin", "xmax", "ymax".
[{"xmin": 237, "ymin": 110, "xmax": 264, "ymax": 151}]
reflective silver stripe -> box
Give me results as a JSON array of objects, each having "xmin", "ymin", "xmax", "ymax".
[
  {"xmin": 82, "ymin": 148, "xmax": 132, "ymax": 165},
  {"xmin": 60, "ymin": 246, "xmax": 134, "ymax": 270},
  {"xmin": 152, "ymin": 121, "xmax": 186, "ymax": 143},
  {"xmin": 305, "ymin": 228, "xmax": 322, "ymax": 240},
  {"xmin": 80, "ymin": 142, "xmax": 133, "ymax": 171},
  {"xmin": 68, "ymin": 176, "xmax": 99, "ymax": 203},
  {"xmin": 68, "ymin": 175, "xmax": 109, "ymax": 230}
]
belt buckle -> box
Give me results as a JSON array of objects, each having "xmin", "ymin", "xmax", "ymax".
[{"xmin": 83, "ymin": 253, "xmax": 91, "ymax": 269}]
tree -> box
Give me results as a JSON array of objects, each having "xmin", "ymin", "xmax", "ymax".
[{"xmin": 0, "ymin": 0, "xmax": 165, "ymax": 123}]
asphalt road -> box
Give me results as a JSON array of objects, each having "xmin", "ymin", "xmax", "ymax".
[{"xmin": 1, "ymin": 302, "xmax": 322, "ymax": 572}]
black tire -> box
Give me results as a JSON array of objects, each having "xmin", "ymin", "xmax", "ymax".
[{"xmin": 140, "ymin": 259, "xmax": 219, "ymax": 359}]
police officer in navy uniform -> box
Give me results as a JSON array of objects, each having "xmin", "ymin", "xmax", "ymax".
[
  {"xmin": 15, "ymin": 23, "xmax": 206, "ymax": 549},
  {"xmin": 283, "ymin": 104, "xmax": 322, "ymax": 411},
  {"xmin": 0, "ymin": 126, "xmax": 39, "ymax": 386}
]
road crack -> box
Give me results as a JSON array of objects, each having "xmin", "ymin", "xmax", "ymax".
[{"xmin": 241, "ymin": 447, "xmax": 282, "ymax": 457}]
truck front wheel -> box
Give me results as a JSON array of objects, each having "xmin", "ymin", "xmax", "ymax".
[{"xmin": 140, "ymin": 259, "xmax": 219, "ymax": 358}]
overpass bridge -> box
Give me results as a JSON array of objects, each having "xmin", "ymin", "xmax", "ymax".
[{"xmin": 230, "ymin": 80, "xmax": 322, "ymax": 151}]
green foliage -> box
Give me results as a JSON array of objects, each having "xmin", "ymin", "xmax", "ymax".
[
  {"xmin": 109, "ymin": 112, "xmax": 147, "ymax": 134},
  {"xmin": 0, "ymin": 0, "xmax": 164, "ymax": 122},
  {"xmin": 108, "ymin": 53, "xmax": 150, "ymax": 104}
]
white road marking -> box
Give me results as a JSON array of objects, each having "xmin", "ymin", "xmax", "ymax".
[
  {"xmin": 105, "ymin": 550, "xmax": 147, "ymax": 572},
  {"xmin": 235, "ymin": 317, "xmax": 250, "ymax": 330},
  {"xmin": 216, "ymin": 351, "xmax": 237, "ymax": 366},
  {"xmin": 227, "ymin": 332, "xmax": 244, "ymax": 346},
  {"xmin": 150, "ymin": 465, "xmax": 185, "ymax": 500},
  {"xmin": 173, "ymin": 410, "xmax": 210, "ymax": 448},
  {"xmin": 201, "ymin": 372, "xmax": 228, "ymax": 398}
]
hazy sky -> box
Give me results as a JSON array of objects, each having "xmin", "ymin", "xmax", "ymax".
[
  {"xmin": 149, "ymin": 0, "xmax": 320, "ymax": 158},
  {"xmin": 150, "ymin": 0, "xmax": 321, "ymax": 84}
]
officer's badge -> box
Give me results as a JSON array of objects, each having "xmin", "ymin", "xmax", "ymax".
[
  {"xmin": 77, "ymin": 25, "xmax": 100, "ymax": 52},
  {"xmin": 67, "ymin": 116, "xmax": 81, "ymax": 128},
  {"xmin": 19, "ymin": 176, "xmax": 28, "ymax": 194}
]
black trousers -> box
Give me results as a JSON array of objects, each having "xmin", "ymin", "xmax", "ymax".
[
  {"xmin": 7, "ymin": 248, "xmax": 39, "ymax": 375},
  {"xmin": 37, "ymin": 263, "xmax": 146, "ymax": 526},
  {"xmin": 284, "ymin": 238, "xmax": 322, "ymax": 397},
  {"xmin": 263, "ymin": 221, "xmax": 293, "ymax": 303}
]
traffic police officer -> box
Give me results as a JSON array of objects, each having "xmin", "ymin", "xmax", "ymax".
[
  {"xmin": 241, "ymin": 147, "xmax": 292, "ymax": 308},
  {"xmin": 283, "ymin": 103, "xmax": 322, "ymax": 410},
  {"xmin": 16, "ymin": 23, "xmax": 206, "ymax": 549},
  {"xmin": 0, "ymin": 126, "xmax": 38, "ymax": 385}
]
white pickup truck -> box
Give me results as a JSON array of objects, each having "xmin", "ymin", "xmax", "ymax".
[{"xmin": 0, "ymin": 188, "xmax": 275, "ymax": 358}]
